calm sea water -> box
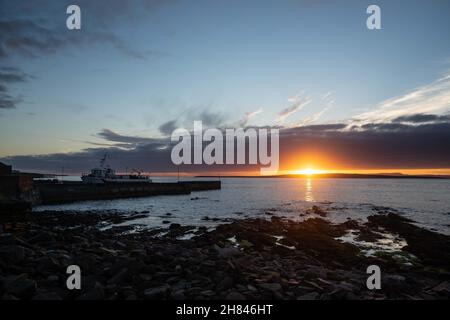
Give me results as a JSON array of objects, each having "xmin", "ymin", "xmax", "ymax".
[{"xmin": 34, "ymin": 177, "xmax": 450, "ymax": 235}]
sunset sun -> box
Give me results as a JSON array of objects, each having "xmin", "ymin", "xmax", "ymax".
[{"xmin": 295, "ymin": 168, "xmax": 322, "ymax": 176}]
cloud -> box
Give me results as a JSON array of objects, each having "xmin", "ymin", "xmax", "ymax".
[
  {"xmin": 184, "ymin": 109, "xmax": 228, "ymax": 128},
  {"xmin": 392, "ymin": 113, "xmax": 450, "ymax": 124},
  {"xmin": 234, "ymin": 108, "xmax": 263, "ymax": 127},
  {"xmin": 280, "ymin": 119, "xmax": 450, "ymax": 170},
  {"xmin": 352, "ymin": 74, "xmax": 450, "ymax": 126},
  {"xmin": 3, "ymin": 114, "xmax": 450, "ymax": 173},
  {"xmin": 277, "ymin": 95, "xmax": 311, "ymax": 123},
  {"xmin": 0, "ymin": 66, "xmax": 31, "ymax": 109},
  {"xmin": 0, "ymin": 19, "xmax": 162, "ymax": 61},
  {"xmin": 296, "ymin": 92, "xmax": 334, "ymax": 126},
  {"xmin": 159, "ymin": 120, "xmax": 178, "ymax": 136},
  {"xmin": 0, "ymin": 66, "xmax": 32, "ymax": 82},
  {"xmin": 0, "ymin": 1, "xmax": 172, "ymax": 111},
  {"xmin": 96, "ymin": 129, "xmax": 160, "ymax": 149}
]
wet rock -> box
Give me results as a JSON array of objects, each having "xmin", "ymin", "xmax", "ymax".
[
  {"xmin": 169, "ymin": 223, "xmax": 181, "ymax": 230},
  {"xmin": 382, "ymin": 274, "xmax": 411, "ymax": 295},
  {"xmin": 297, "ymin": 292, "xmax": 319, "ymax": 300},
  {"xmin": 28, "ymin": 232, "xmax": 56, "ymax": 244},
  {"xmin": 368, "ymin": 213, "xmax": 450, "ymax": 269},
  {"xmin": 0, "ymin": 245, "xmax": 28, "ymax": 262},
  {"xmin": 171, "ymin": 290, "xmax": 186, "ymax": 300},
  {"xmin": 258, "ymin": 283, "xmax": 282, "ymax": 292},
  {"xmin": 33, "ymin": 292, "xmax": 62, "ymax": 300},
  {"xmin": 77, "ymin": 287, "xmax": 105, "ymax": 300},
  {"xmin": 47, "ymin": 275, "xmax": 59, "ymax": 282},
  {"xmin": 431, "ymin": 281, "xmax": 450, "ymax": 294},
  {"xmin": 0, "ymin": 233, "xmax": 16, "ymax": 245},
  {"xmin": 36, "ymin": 256, "xmax": 61, "ymax": 273},
  {"xmin": 216, "ymin": 276, "xmax": 234, "ymax": 291},
  {"xmin": 2, "ymin": 293, "xmax": 20, "ymax": 300},
  {"xmin": 305, "ymin": 206, "xmax": 327, "ymax": 217},
  {"xmin": 225, "ymin": 291, "xmax": 246, "ymax": 300},
  {"xmin": 107, "ymin": 267, "xmax": 129, "ymax": 285},
  {"xmin": 3, "ymin": 274, "xmax": 37, "ymax": 299},
  {"xmin": 1, "ymin": 209, "xmax": 449, "ymax": 300},
  {"xmin": 143, "ymin": 284, "xmax": 170, "ymax": 299},
  {"xmin": 201, "ymin": 290, "xmax": 215, "ymax": 297}
]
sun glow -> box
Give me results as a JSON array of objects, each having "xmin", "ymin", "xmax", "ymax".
[{"xmin": 295, "ymin": 168, "xmax": 323, "ymax": 176}]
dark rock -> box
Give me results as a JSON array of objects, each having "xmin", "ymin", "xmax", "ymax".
[
  {"xmin": 0, "ymin": 245, "xmax": 27, "ymax": 262},
  {"xmin": 169, "ymin": 223, "xmax": 181, "ymax": 230},
  {"xmin": 297, "ymin": 292, "xmax": 319, "ymax": 300},
  {"xmin": 0, "ymin": 233, "xmax": 16, "ymax": 245},
  {"xmin": 305, "ymin": 206, "xmax": 327, "ymax": 217},
  {"xmin": 36, "ymin": 257, "xmax": 61, "ymax": 273},
  {"xmin": 3, "ymin": 274, "xmax": 37, "ymax": 299},
  {"xmin": 107, "ymin": 267, "xmax": 129, "ymax": 285},
  {"xmin": 259, "ymin": 283, "xmax": 282, "ymax": 291},
  {"xmin": 216, "ymin": 276, "xmax": 234, "ymax": 291},
  {"xmin": 47, "ymin": 275, "xmax": 59, "ymax": 282},
  {"xmin": 1, "ymin": 293, "xmax": 19, "ymax": 300},
  {"xmin": 431, "ymin": 281, "xmax": 450, "ymax": 294},
  {"xmin": 77, "ymin": 287, "xmax": 105, "ymax": 300},
  {"xmin": 33, "ymin": 292, "xmax": 62, "ymax": 300},
  {"xmin": 171, "ymin": 290, "xmax": 186, "ymax": 300},
  {"xmin": 143, "ymin": 284, "xmax": 170, "ymax": 299},
  {"xmin": 225, "ymin": 291, "xmax": 246, "ymax": 300},
  {"xmin": 201, "ymin": 290, "xmax": 215, "ymax": 296}
]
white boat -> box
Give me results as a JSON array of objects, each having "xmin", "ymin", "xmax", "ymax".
[{"xmin": 81, "ymin": 156, "xmax": 151, "ymax": 184}]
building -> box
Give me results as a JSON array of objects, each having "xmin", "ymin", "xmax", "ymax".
[
  {"xmin": 0, "ymin": 162, "xmax": 38, "ymax": 204},
  {"xmin": 0, "ymin": 162, "xmax": 12, "ymax": 176}
]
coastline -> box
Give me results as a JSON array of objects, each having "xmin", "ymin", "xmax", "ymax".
[{"xmin": 1, "ymin": 207, "xmax": 449, "ymax": 300}]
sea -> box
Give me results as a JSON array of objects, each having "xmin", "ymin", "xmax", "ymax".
[{"xmin": 34, "ymin": 177, "xmax": 450, "ymax": 236}]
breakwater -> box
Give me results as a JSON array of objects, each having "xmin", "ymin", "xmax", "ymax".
[{"xmin": 36, "ymin": 180, "xmax": 221, "ymax": 204}]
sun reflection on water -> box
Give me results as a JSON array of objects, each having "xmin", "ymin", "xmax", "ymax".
[{"xmin": 305, "ymin": 178, "xmax": 314, "ymax": 202}]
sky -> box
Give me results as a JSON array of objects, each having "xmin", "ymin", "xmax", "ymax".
[{"xmin": 1, "ymin": 0, "xmax": 450, "ymax": 175}]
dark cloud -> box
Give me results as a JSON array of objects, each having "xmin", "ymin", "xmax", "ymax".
[
  {"xmin": 0, "ymin": 19, "xmax": 162, "ymax": 60},
  {"xmin": 159, "ymin": 120, "xmax": 178, "ymax": 136},
  {"xmin": 280, "ymin": 121, "xmax": 450, "ymax": 169},
  {"xmin": 0, "ymin": 0, "xmax": 171, "ymax": 111},
  {"xmin": 393, "ymin": 113, "xmax": 450, "ymax": 124},
  {"xmin": 200, "ymin": 110, "xmax": 226, "ymax": 127},
  {"xmin": 96, "ymin": 129, "xmax": 159, "ymax": 148},
  {"xmin": 2, "ymin": 115, "xmax": 450, "ymax": 174},
  {"xmin": 0, "ymin": 0, "xmax": 172, "ymax": 60},
  {"xmin": 0, "ymin": 66, "xmax": 31, "ymax": 82},
  {"xmin": 0, "ymin": 66, "xmax": 30, "ymax": 109}
]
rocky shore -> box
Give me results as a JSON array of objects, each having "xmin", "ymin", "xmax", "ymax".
[{"xmin": 0, "ymin": 207, "xmax": 449, "ymax": 300}]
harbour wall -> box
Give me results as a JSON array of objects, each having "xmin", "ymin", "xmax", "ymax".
[{"xmin": 36, "ymin": 180, "xmax": 221, "ymax": 205}]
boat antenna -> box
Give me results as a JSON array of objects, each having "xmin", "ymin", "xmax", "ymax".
[{"xmin": 100, "ymin": 154, "xmax": 107, "ymax": 168}]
